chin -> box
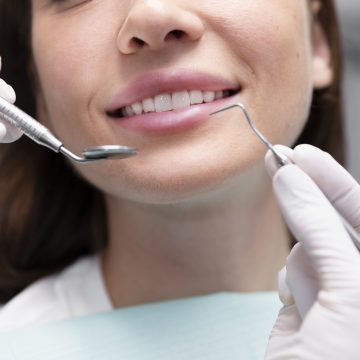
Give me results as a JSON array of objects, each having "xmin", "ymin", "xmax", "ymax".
[{"xmin": 77, "ymin": 143, "xmax": 267, "ymax": 205}]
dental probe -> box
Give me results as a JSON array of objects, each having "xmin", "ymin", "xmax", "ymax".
[
  {"xmin": 210, "ymin": 103, "xmax": 360, "ymax": 252},
  {"xmin": 0, "ymin": 96, "xmax": 137, "ymax": 163}
]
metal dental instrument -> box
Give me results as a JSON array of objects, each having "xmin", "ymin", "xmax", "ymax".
[
  {"xmin": 210, "ymin": 103, "xmax": 292, "ymax": 167},
  {"xmin": 0, "ymin": 96, "xmax": 137, "ymax": 163},
  {"xmin": 210, "ymin": 102, "xmax": 360, "ymax": 252}
]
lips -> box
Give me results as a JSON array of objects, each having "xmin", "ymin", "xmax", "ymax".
[{"xmin": 106, "ymin": 69, "xmax": 241, "ymax": 135}]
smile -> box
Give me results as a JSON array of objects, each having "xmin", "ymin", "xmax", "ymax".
[
  {"xmin": 106, "ymin": 69, "xmax": 242, "ymax": 135},
  {"xmin": 107, "ymin": 89, "xmax": 238, "ymax": 118}
]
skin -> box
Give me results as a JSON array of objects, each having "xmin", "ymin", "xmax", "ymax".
[{"xmin": 31, "ymin": 0, "xmax": 332, "ymax": 307}]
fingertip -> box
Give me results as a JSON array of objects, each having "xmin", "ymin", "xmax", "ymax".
[
  {"xmin": 264, "ymin": 145, "xmax": 294, "ymax": 178},
  {"xmin": 264, "ymin": 150, "xmax": 279, "ymax": 178},
  {"xmin": 6, "ymin": 84, "xmax": 16, "ymax": 103},
  {"xmin": 274, "ymin": 145, "xmax": 295, "ymax": 163},
  {"xmin": 0, "ymin": 79, "xmax": 16, "ymax": 104},
  {"xmin": 278, "ymin": 267, "xmax": 295, "ymax": 306}
]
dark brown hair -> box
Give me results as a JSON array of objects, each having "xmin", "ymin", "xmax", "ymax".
[{"xmin": 0, "ymin": 0, "xmax": 344, "ymax": 302}]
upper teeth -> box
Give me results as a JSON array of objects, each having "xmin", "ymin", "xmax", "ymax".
[{"xmin": 122, "ymin": 90, "xmax": 227, "ymax": 117}]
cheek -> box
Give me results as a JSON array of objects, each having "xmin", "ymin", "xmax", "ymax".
[
  {"xmin": 31, "ymin": 13, "xmax": 113, "ymax": 151},
  {"xmin": 204, "ymin": 0, "xmax": 314, "ymax": 142},
  {"xmin": 32, "ymin": 24, "xmax": 88, "ymax": 102}
]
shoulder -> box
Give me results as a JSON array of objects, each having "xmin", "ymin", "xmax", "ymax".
[{"xmin": 0, "ymin": 255, "xmax": 112, "ymax": 331}]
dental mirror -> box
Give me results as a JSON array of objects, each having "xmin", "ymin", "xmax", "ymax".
[
  {"xmin": 0, "ymin": 97, "xmax": 138, "ymax": 164},
  {"xmin": 59, "ymin": 145, "xmax": 138, "ymax": 163}
]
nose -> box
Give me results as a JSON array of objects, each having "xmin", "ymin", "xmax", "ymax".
[{"xmin": 117, "ymin": 0, "xmax": 204, "ymax": 54}]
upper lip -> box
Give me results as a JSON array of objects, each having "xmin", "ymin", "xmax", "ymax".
[{"xmin": 107, "ymin": 69, "xmax": 240, "ymax": 112}]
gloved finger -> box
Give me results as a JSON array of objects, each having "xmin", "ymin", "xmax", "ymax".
[
  {"xmin": 265, "ymin": 304, "xmax": 301, "ymax": 360},
  {"xmin": 278, "ymin": 266, "xmax": 294, "ymax": 306},
  {"xmin": 293, "ymin": 144, "xmax": 360, "ymax": 233},
  {"xmin": 0, "ymin": 121, "xmax": 23, "ymax": 143},
  {"xmin": 266, "ymin": 144, "xmax": 360, "ymax": 233},
  {"xmin": 286, "ymin": 243, "xmax": 319, "ymax": 319},
  {"xmin": 0, "ymin": 78, "xmax": 23, "ymax": 143},
  {"xmin": 264, "ymin": 145, "xmax": 294, "ymax": 178},
  {"xmin": 0, "ymin": 78, "xmax": 16, "ymax": 104},
  {"xmin": 273, "ymin": 164, "xmax": 360, "ymax": 292}
]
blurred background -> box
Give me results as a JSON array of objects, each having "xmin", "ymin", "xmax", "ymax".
[{"xmin": 337, "ymin": 1, "xmax": 360, "ymax": 180}]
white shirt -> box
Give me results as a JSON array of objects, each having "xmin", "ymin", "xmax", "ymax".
[{"xmin": 0, "ymin": 255, "xmax": 113, "ymax": 331}]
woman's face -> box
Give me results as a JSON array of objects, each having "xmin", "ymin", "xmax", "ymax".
[{"xmin": 31, "ymin": 0, "xmax": 332, "ymax": 203}]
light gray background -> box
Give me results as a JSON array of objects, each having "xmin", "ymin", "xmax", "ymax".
[{"xmin": 337, "ymin": 1, "xmax": 360, "ymax": 179}]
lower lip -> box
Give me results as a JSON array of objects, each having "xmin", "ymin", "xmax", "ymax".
[{"xmin": 109, "ymin": 93, "xmax": 241, "ymax": 135}]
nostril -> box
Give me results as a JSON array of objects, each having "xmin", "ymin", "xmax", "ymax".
[
  {"xmin": 131, "ymin": 37, "xmax": 146, "ymax": 48},
  {"xmin": 165, "ymin": 30, "xmax": 186, "ymax": 42}
]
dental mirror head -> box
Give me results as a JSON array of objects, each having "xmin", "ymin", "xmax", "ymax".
[
  {"xmin": 59, "ymin": 145, "xmax": 138, "ymax": 163},
  {"xmin": 210, "ymin": 103, "xmax": 292, "ymax": 167}
]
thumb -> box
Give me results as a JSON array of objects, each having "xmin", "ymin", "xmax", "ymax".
[{"xmin": 273, "ymin": 164, "xmax": 360, "ymax": 293}]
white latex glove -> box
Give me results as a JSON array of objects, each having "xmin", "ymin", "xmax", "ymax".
[
  {"xmin": 0, "ymin": 58, "xmax": 23, "ymax": 143},
  {"xmin": 264, "ymin": 144, "xmax": 360, "ymax": 360}
]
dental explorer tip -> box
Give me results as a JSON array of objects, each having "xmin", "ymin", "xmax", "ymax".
[{"xmin": 209, "ymin": 103, "xmax": 246, "ymax": 116}]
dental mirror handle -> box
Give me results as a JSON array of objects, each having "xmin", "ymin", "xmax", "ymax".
[{"xmin": 0, "ymin": 96, "xmax": 63, "ymax": 152}]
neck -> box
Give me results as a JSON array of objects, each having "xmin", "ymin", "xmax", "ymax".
[{"xmin": 101, "ymin": 167, "xmax": 289, "ymax": 308}]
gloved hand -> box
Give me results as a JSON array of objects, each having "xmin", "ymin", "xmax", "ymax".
[
  {"xmin": 0, "ymin": 58, "xmax": 23, "ymax": 142},
  {"xmin": 264, "ymin": 144, "xmax": 360, "ymax": 360}
]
